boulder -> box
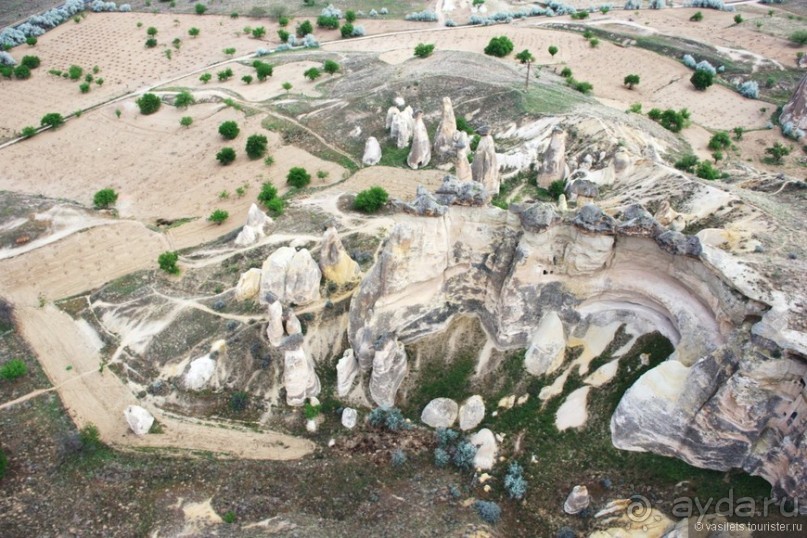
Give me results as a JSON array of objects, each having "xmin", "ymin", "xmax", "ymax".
[
  {"xmin": 260, "ymin": 247, "xmax": 321, "ymax": 306},
  {"xmin": 471, "ymin": 128, "xmax": 499, "ymax": 195},
  {"xmin": 283, "ymin": 345, "xmax": 320, "ymax": 406},
  {"xmin": 563, "ymin": 485, "xmax": 590, "ymax": 514},
  {"xmin": 235, "ymin": 203, "xmax": 271, "ymax": 246},
  {"xmin": 433, "ymin": 97, "xmax": 458, "ymax": 156},
  {"xmin": 557, "ymin": 194, "xmax": 568, "ymax": 212},
  {"xmin": 516, "ymin": 203, "xmax": 560, "ymax": 233},
  {"xmin": 538, "ymin": 127, "xmax": 567, "ymax": 187},
  {"xmin": 407, "ymin": 110, "xmax": 432, "ymax": 169},
  {"xmin": 234, "ymin": 225, "xmax": 257, "ymax": 247},
  {"xmin": 265, "ymin": 295, "xmax": 284, "ymax": 346},
  {"xmin": 369, "ymin": 336, "xmax": 408, "ymax": 407},
  {"xmin": 362, "ymin": 136, "xmax": 382, "ymax": 166},
  {"xmin": 319, "ymin": 227, "xmax": 361, "ymax": 285},
  {"xmin": 421, "ymin": 398, "xmax": 459, "ymax": 428},
  {"xmin": 385, "ymin": 106, "xmax": 399, "ymax": 130},
  {"xmin": 655, "ymin": 230, "xmax": 702, "ymax": 257},
  {"xmin": 124, "ymin": 405, "xmax": 155, "ymax": 436},
  {"xmin": 617, "ymin": 204, "xmax": 664, "ymax": 237},
  {"xmin": 566, "ymin": 179, "xmax": 599, "ymax": 203},
  {"xmin": 613, "ymin": 149, "xmax": 632, "ymax": 174},
  {"xmin": 459, "ymin": 395, "xmax": 485, "ymax": 431},
  {"xmin": 434, "ymin": 175, "xmax": 489, "ymax": 206},
  {"xmin": 235, "ymin": 268, "xmax": 262, "ymax": 301},
  {"xmin": 336, "ymin": 348, "xmax": 359, "ymax": 397},
  {"xmin": 470, "ymin": 428, "xmax": 497, "ymax": 470},
  {"xmin": 403, "ymin": 185, "xmax": 448, "ymax": 217},
  {"xmin": 780, "ymin": 73, "xmax": 807, "ymax": 132},
  {"xmin": 341, "ymin": 407, "xmax": 358, "ymax": 429},
  {"xmin": 184, "ymin": 354, "xmax": 216, "ymax": 390},
  {"xmin": 284, "ymin": 310, "xmax": 302, "ymax": 336},
  {"xmin": 573, "ymin": 204, "xmax": 618, "ymax": 234},
  {"xmin": 524, "ymin": 311, "xmax": 566, "ymax": 375}
]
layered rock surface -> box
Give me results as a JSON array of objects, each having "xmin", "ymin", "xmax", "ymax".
[{"xmin": 260, "ymin": 247, "xmax": 321, "ymax": 306}]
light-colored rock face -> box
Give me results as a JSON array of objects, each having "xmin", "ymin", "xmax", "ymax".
[
  {"xmin": 459, "ymin": 395, "xmax": 485, "ymax": 431},
  {"xmin": 780, "ymin": 73, "xmax": 807, "ymax": 132},
  {"xmin": 283, "ymin": 345, "xmax": 320, "ymax": 406},
  {"xmin": 124, "ymin": 405, "xmax": 154, "ymax": 436},
  {"xmin": 471, "ymin": 134, "xmax": 499, "ymax": 195},
  {"xmin": 433, "ymin": 97, "xmax": 458, "ymax": 156},
  {"xmin": 235, "ymin": 204, "xmax": 271, "ymax": 246},
  {"xmin": 556, "ymin": 386, "xmax": 590, "ymax": 430},
  {"xmin": 557, "ymin": 194, "xmax": 568, "ymax": 212},
  {"xmin": 260, "ymin": 247, "xmax": 321, "ymax": 306},
  {"xmin": 385, "ymin": 106, "xmax": 399, "ymax": 130},
  {"xmin": 336, "ymin": 348, "xmax": 359, "ymax": 397},
  {"xmin": 284, "ymin": 310, "xmax": 302, "ymax": 336},
  {"xmin": 319, "ymin": 227, "xmax": 361, "ymax": 285},
  {"xmin": 563, "ymin": 485, "xmax": 590, "ymax": 514},
  {"xmin": 341, "ymin": 407, "xmax": 358, "ymax": 429},
  {"xmin": 454, "ymin": 140, "xmax": 472, "ymax": 182},
  {"xmin": 390, "ymin": 107, "xmax": 413, "ymax": 149},
  {"xmin": 421, "ymin": 397, "xmax": 459, "ymax": 428},
  {"xmin": 368, "ymin": 337, "xmax": 408, "ymax": 407},
  {"xmin": 235, "ymin": 268, "xmax": 262, "ymax": 301},
  {"xmin": 470, "ymin": 428, "xmax": 497, "ymax": 470},
  {"xmin": 538, "ymin": 128, "xmax": 567, "ymax": 188},
  {"xmin": 407, "ymin": 111, "xmax": 432, "ymax": 169},
  {"xmin": 362, "ymin": 136, "xmax": 382, "ymax": 166},
  {"xmin": 654, "ymin": 201, "xmax": 686, "ymax": 232},
  {"xmin": 265, "ymin": 298, "xmax": 284, "ymax": 346},
  {"xmin": 524, "ymin": 311, "xmax": 566, "ymax": 376},
  {"xmin": 234, "ymin": 225, "xmax": 257, "ymax": 247},
  {"xmin": 184, "ymin": 355, "xmax": 216, "ymax": 390}
]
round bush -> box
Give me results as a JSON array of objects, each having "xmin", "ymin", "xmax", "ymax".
[
  {"xmin": 484, "ymin": 36, "xmax": 514, "ymax": 57},
  {"xmin": 40, "ymin": 112, "xmax": 64, "ymax": 129},
  {"xmin": 93, "ymin": 188, "xmax": 118, "ymax": 209},
  {"xmin": 353, "ymin": 186, "xmax": 389, "ymax": 213},
  {"xmin": 216, "ymin": 147, "xmax": 236, "ymax": 165},
  {"xmin": 21, "ymin": 55, "xmax": 40, "ymax": 69},
  {"xmin": 245, "ymin": 134, "xmax": 268, "ymax": 159},
  {"xmin": 690, "ymin": 69, "xmax": 714, "ymax": 91},
  {"xmin": 158, "ymin": 251, "xmax": 179, "ymax": 274},
  {"xmin": 218, "ymin": 121, "xmax": 240, "ymax": 140},
  {"xmin": 0, "ymin": 359, "xmax": 27, "ymax": 380},
  {"xmin": 287, "ymin": 167, "xmax": 311, "ymax": 188},
  {"xmin": 208, "ymin": 209, "xmax": 229, "ymax": 224},
  {"xmin": 13, "ymin": 65, "xmax": 30, "ymax": 79},
  {"xmin": 136, "ymin": 93, "xmax": 161, "ymax": 115}
]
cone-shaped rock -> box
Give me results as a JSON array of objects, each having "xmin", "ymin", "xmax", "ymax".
[
  {"xmin": 454, "ymin": 138, "xmax": 472, "ymax": 181},
  {"xmin": 471, "ymin": 127, "xmax": 499, "ymax": 195},
  {"xmin": 781, "ymin": 73, "xmax": 807, "ymax": 131},
  {"xmin": 539, "ymin": 127, "xmax": 567, "ymax": 188},
  {"xmin": 433, "ymin": 97, "xmax": 458, "ymax": 156},
  {"xmin": 407, "ymin": 110, "xmax": 432, "ymax": 169}
]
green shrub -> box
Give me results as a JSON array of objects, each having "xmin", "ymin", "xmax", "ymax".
[
  {"xmin": 414, "ymin": 43, "xmax": 435, "ymax": 58},
  {"xmin": 548, "ymin": 180, "xmax": 566, "ymax": 199},
  {"xmin": 317, "ymin": 15, "xmax": 339, "ymax": 29},
  {"xmin": 690, "ymin": 11, "xmax": 703, "ymax": 22},
  {"xmin": 695, "ymin": 160, "xmax": 719, "ymax": 180},
  {"xmin": 548, "ymin": 45, "xmax": 558, "ymax": 57},
  {"xmin": 297, "ymin": 20, "xmax": 313, "ymax": 37},
  {"xmin": 147, "ymin": 26, "xmax": 157, "ymax": 37},
  {"xmin": 68, "ymin": 65, "xmax": 83, "ymax": 80},
  {"xmin": 158, "ymin": 251, "xmax": 179, "ymax": 274},
  {"xmin": 304, "ymin": 67, "xmax": 321, "ymax": 81},
  {"xmin": 26, "ymin": 36, "xmax": 37, "ymax": 46},
  {"xmin": 223, "ymin": 47, "xmax": 236, "ymax": 56},
  {"xmin": 216, "ymin": 147, "xmax": 236, "ymax": 165},
  {"xmin": 199, "ymin": 72, "xmax": 211, "ymax": 83},
  {"xmin": 265, "ymin": 197, "xmax": 284, "ymax": 216},
  {"xmin": 218, "ymin": 121, "xmax": 240, "ymax": 140},
  {"xmin": 208, "ymin": 209, "xmax": 229, "ymax": 224},
  {"xmin": 255, "ymin": 61, "xmax": 273, "ymax": 80},
  {"xmin": 40, "ymin": 112, "xmax": 64, "ymax": 129},
  {"xmin": 456, "ymin": 116, "xmax": 473, "ymax": 135},
  {"xmin": 230, "ymin": 391, "xmax": 248, "ymax": 411},
  {"xmin": 21, "ymin": 55, "xmax": 40, "ymax": 69},
  {"xmin": 674, "ymin": 154, "xmax": 699, "ymax": 172},
  {"xmin": 765, "ymin": 142, "xmax": 791, "ymax": 164},
  {"xmin": 188, "ymin": 27, "xmax": 200, "ymax": 37},
  {"xmin": 145, "ymin": 38, "xmax": 157, "ymax": 48},
  {"xmin": 708, "ymin": 131, "xmax": 731, "ymax": 151},
  {"xmin": 789, "ymin": 30, "xmax": 807, "ymax": 45},
  {"xmin": 304, "ymin": 401, "xmax": 321, "ymax": 419},
  {"xmin": 354, "ymin": 186, "xmax": 389, "ymax": 213},
  {"xmin": 340, "ymin": 23, "xmax": 353, "ymax": 38},
  {"xmin": 278, "ymin": 29, "xmax": 290, "ymax": 42},
  {"xmin": 180, "ymin": 116, "xmax": 193, "ymax": 128},
  {"xmin": 14, "ymin": 65, "xmax": 31, "ymax": 80},
  {"xmin": 78, "ymin": 82, "xmax": 90, "ymax": 93},
  {"xmin": 690, "ymin": 69, "xmax": 714, "ymax": 91},
  {"xmin": 252, "ymin": 26, "xmax": 266, "ymax": 39},
  {"xmin": 484, "ymin": 36, "xmax": 514, "ymax": 57},
  {"xmin": 287, "ymin": 167, "xmax": 311, "ymax": 188},
  {"xmin": 242, "ymin": 75, "xmax": 253, "ymax": 84},
  {"xmin": 258, "ymin": 182, "xmax": 278, "ymax": 205},
  {"xmin": 222, "ymin": 511, "xmax": 236, "ymax": 524},
  {"xmin": 136, "ymin": 93, "xmax": 161, "ymax": 115},
  {"xmin": 0, "ymin": 448, "xmax": 6, "ymax": 479},
  {"xmin": 93, "ymin": 188, "xmax": 118, "ymax": 209},
  {"xmin": 323, "ymin": 59, "xmax": 340, "ymax": 75},
  {"xmin": 346, "ymin": 10, "xmax": 357, "ymax": 23},
  {"xmin": 195, "ymin": 3, "xmax": 206, "ymax": 15},
  {"xmin": 79, "ymin": 424, "xmax": 104, "ymax": 453},
  {"xmin": 245, "ymin": 134, "xmax": 268, "ymax": 159},
  {"xmin": 174, "ymin": 91, "xmax": 195, "ymax": 108},
  {"xmin": 0, "ymin": 359, "xmax": 27, "ymax": 380},
  {"xmin": 624, "ymin": 74, "xmax": 640, "ymax": 89},
  {"xmin": 21, "ymin": 126, "xmax": 37, "ymax": 138},
  {"xmin": 560, "ymin": 66, "xmax": 572, "ymax": 78}
]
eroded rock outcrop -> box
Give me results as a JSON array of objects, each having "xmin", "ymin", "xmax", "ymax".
[
  {"xmin": 407, "ymin": 110, "xmax": 431, "ymax": 169},
  {"xmin": 403, "ymin": 185, "xmax": 447, "ymax": 217},
  {"xmin": 368, "ymin": 336, "xmax": 408, "ymax": 407},
  {"xmin": 563, "ymin": 485, "xmax": 590, "ymax": 515},
  {"xmin": 319, "ymin": 227, "xmax": 361, "ymax": 285},
  {"xmin": 454, "ymin": 138, "xmax": 472, "ymax": 182},
  {"xmin": 524, "ymin": 311, "xmax": 566, "ymax": 375},
  {"xmin": 283, "ymin": 342, "xmax": 320, "ymax": 406},
  {"xmin": 459, "ymin": 395, "xmax": 485, "ymax": 431},
  {"xmin": 336, "ymin": 348, "xmax": 359, "ymax": 397},
  {"xmin": 433, "ymin": 97, "xmax": 458, "ymax": 156},
  {"xmin": 265, "ymin": 295, "xmax": 284, "ymax": 346},
  {"xmin": 260, "ymin": 247, "xmax": 321, "ymax": 306},
  {"xmin": 389, "ymin": 106, "xmax": 414, "ymax": 149},
  {"xmin": 471, "ymin": 127, "xmax": 499, "ymax": 195},
  {"xmin": 235, "ymin": 268, "xmax": 262, "ymax": 301},
  {"xmin": 780, "ymin": 73, "xmax": 807, "ymax": 132},
  {"xmin": 362, "ymin": 136, "xmax": 381, "ymax": 166},
  {"xmin": 538, "ymin": 127, "xmax": 567, "ymax": 188},
  {"xmin": 124, "ymin": 405, "xmax": 155, "ymax": 436},
  {"xmin": 235, "ymin": 203, "xmax": 271, "ymax": 246},
  {"xmin": 470, "ymin": 428, "xmax": 497, "ymax": 470},
  {"xmin": 434, "ymin": 175, "xmax": 489, "ymax": 206}
]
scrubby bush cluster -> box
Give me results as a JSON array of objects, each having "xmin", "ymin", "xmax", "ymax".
[
  {"xmin": 257, "ymin": 182, "xmax": 284, "ymax": 215},
  {"xmin": 287, "ymin": 167, "xmax": 311, "ymax": 188},
  {"xmin": 286, "ymin": 34, "xmax": 320, "ymax": 48},
  {"xmin": 433, "ymin": 428, "xmax": 477, "ymax": 470},
  {"xmin": 484, "ymin": 36, "xmax": 514, "ymax": 57},
  {"xmin": 90, "ymin": 1, "xmax": 123, "ymax": 12},
  {"xmin": 504, "ymin": 462, "xmax": 528, "ymax": 500},
  {"xmin": 694, "ymin": 60, "xmax": 716, "ymax": 76},
  {"xmin": 738, "ymin": 80, "xmax": 759, "ymax": 99},
  {"xmin": 0, "ymin": 359, "xmax": 27, "ymax": 380},
  {"xmin": 648, "ymin": 107, "xmax": 691, "ymax": 132},
  {"xmin": 624, "ymin": 0, "xmax": 642, "ymax": 10},
  {"xmin": 245, "ymin": 134, "xmax": 268, "ymax": 159},
  {"xmin": 682, "ymin": 54, "xmax": 696, "ymax": 68},
  {"xmin": 93, "ymin": 188, "xmax": 118, "ymax": 208},
  {"xmin": 781, "ymin": 122, "xmax": 805, "ymax": 140},
  {"xmin": 320, "ymin": 4, "xmax": 342, "ymax": 19},
  {"xmin": 368, "ymin": 407, "xmax": 410, "ymax": 431},
  {"xmin": 405, "ymin": 10, "xmax": 438, "ymax": 22},
  {"xmin": 1, "ymin": 0, "xmax": 86, "ymax": 48},
  {"xmin": 158, "ymin": 251, "xmax": 179, "ymax": 274},
  {"xmin": 353, "ymin": 186, "xmax": 388, "ymax": 213},
  {"xmin": 649, "ymin": 0, "xmax": 665, "ymax": 8},
  {"xmin": 686, "ymin": 0, "xmax": 734, "ymax": 11},
  {"xmin": 136, "ymin": 93, "xmax": 161, "ymax": 115},
  {"xmin": 474, "ymin": 501, "xmax": 502, "ymax": 524},
  {"xmin": 674, "ymin": 154, "xmax": 720, "ymax": 179}
]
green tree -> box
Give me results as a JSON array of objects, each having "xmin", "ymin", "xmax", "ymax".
[
  {"xmin": 346, "ymin": 10, "xmax": 357, "ymax": 23},
  {"xmin": 282, "ymin": 81, "xmax": 292, "ymax": 92},
  {"xmin": 180, "ymin": 116, "xmax": 193, "ymax": 128},
  {"xmin": 515, "ymin": 49, "xmax": 535, "ymax": 89},
  {"xmin": 252, "ymin": 26, "xmax": 266, "ymax": 39},
  {"xmin": 560, "ymin": 66, "xmax": 572, "ymax": 78},
  {"xmin": 484, "ymin": 36, "xmax": 514, "ymax": 57},
  {"xmin": 589, "ymin": 38, "xmax": 600, "ymax": 48},
  {"xmin": 297, "ymin": 20, "xmax": 313, "ymax": 37},
  {"xmin": 304, "ymin": 67, "xmax": 321, "ymax": 81},
  {"xmin": 0, "ymin": 359, "xmax": 27, "ymax": 380},
  {"xmin": 216, "ymin": 147, "xmax": 236, "ymax": 165},
  {"xmin": 174, "ymin": 91, "xmax": 195, "ymax": 108},
  {"xmin": 255, "ymin": 62, "xmax": 273, "ymax": 81},
  {"xmin": 732, "ymin": 126, "xmax": 744, "ymax": 140},
  {"xmin": 21, "ymin": 126, "xmax": 37, "ymax": 138},
  {"xmin": 257, "ymin": 182, "xmax": 278, "ymax": 205},
  {"xmin": 68, "ymin": 65, "xmax": 83, "ymax": 80},
  {"xmin": 734, "ymin": 14, "xmax": 743, "ymax": 24},
  {"xmin": 245, "ymin": 134, "xmax": 268, "ymax": 159},
  {"xmin": 323, "ymin": 59, "xmax": 340, "ymax": 74},
  {"xmin": 147, "ymin": 26, "xmax": 157, "ymax": 37},
  {"xmin": 278, "ymin": 29, "xmax": 290, "ymax": 42},
  {"xmin": 199, "ymin": 72, "xmax": 212, "ymax": 83},
  {"xmin": 242, "ymin": 75, "xmax": 253, "ymax": 84},
  {"xmin": 690, "ymin": 11, "xmax": 703, "ymax": 22},
  {"xmin": 223, "ymin": 47, "xmax": 236, "ymax": 56},
  {"xmin": 548, "ymin": 45, "xmax": 558, "ymax": 58},
  {"xmin": 695, "ymin": 160, "xmax": 719, "ymax": 180},
  {"xmin": 354, "ymin": 186, "xmax": 389, "ymax": 213},
  {"xmin": 218, "ymin": 68, "xmax": 234, "ymax": 81},
  {"xmin": 21, "ymin": 55, "xmax": 40, "ymax": 69},
  {"xmin": 708, "ymin": 131, "xmax": 731, "ymax": 151},
  {"xmin": 208, "ymin": 209, "xmax": 229, "ymax": 224},
  {"xmin": 136, "ymin": 93, "xmax": 161, "ymax": 115},
  {"xmin": 195, "ymin": 3, "xmax": 206, "ymax": 15},
  {"xmin": 93, "ymin": 188, "xmax": 118, "ymax": 209},
  {"xmin": 26, "ymin": 36, "xmax": 37, "ymax": 46},
  {"xmin": 145, "ymin": 38, "xmax": 157, "ymax": 48},
  {"xmin": 340, "ymin": 23, "xmax": 354, "ymax": 38},
  {"xmin": 158, "ymin": 251, "xmax": 179, "ymax": 274},
  {"xmin": 674, "ymin": 154, "xmax": 699, "ymax": 172},
  {"xmin": 414, "ymin": 43, "xmax": 435, "ymax": 58},
  {"xmin": 219, "ymin": 121, "xmax": 240, "ymax": 140},
  {"xmin": 287, "ymin": 167, "xmax": 311, "ymax": 188},
  {"xmin": 317, "ymin": 15, "xmax": 339, "ymax": 29},
  {"xmin": 40, "ymin": 112, "xmax": 65, "ymax": 129},
  {"xmin": 188, "ymin": 27, "xmax": 200, "ymax": 37},
  {"xmin": 765, "ymin": 142, "xmax": 791, "ymax": 164},
  {"xmin": 14, "ymin": 65, "xmax": 31, "ymax": 80},
  {"xmin": 690, "ymin": 69, "xmax": 714, "ymax": 91},
  {"xmin": 623, "ymin": 74, "xmax": 640, "ymax": 89}
]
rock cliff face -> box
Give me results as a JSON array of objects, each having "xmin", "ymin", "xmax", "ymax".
[
  {"xmin": 407, "ymin": 111, "xmax": 431, "ymax": 169},
  {"xmin": 538, "ymin": 127, "xmax": 567, "ymax": 187},
  {"xmin": 319, "ymin": 227, "xmax": 361, "ymax": 285},
  {"xmin": 433, "ymin": 97, "xmax": 458, "ymax": 156},
  {"xmin": 259, "ymin": 247, "xmax": 321, "ymax": 306},
  {"xmin": 780, "ymin": 73, "xmax": 807, "ymax": 132},
  {"xmin": 345, "ymin": 202, "xmax": 807, "ymax": 497},
  {"xmin": 471, "ymin": 129, "xmax": 499, "ymax": 195}
]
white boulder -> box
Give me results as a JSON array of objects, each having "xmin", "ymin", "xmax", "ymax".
[
  {"xmin": 341, "ymin": 407, "xmax": 358, "ymax": 429},
  {"xmin": 235, "ymin": 268, "xmax": 262, "ymax": 301},
  {"xmin": 336, "ymin": 348, "xmax": 359, "ymax": 397},
  {"xmin": 524, "ymin": 311, "xmax": 566, "ymax": 375},
  {"xmin": 124, "ymin": 405, "xmax": 155, "ymax": 436},
  {"xmin": 421, "ymin": 398, "xmax": 459, "ymax": 428},
  {"xmin": 362, "ymin": 136, "xmax": 382, "ymax": 166},
  {"xmin": 469, "ymin": 428, "xmax": 497, "ymax": 470},
  {"xmin": 458, "ymin": 395, "xmax": 485, "ymax": 431}
]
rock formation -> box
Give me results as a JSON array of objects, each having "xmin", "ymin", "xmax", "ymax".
[
  {"xmin": 524, "ymin": 311, "xmax": 566, "ymax": 375},
  {"xmin": 341, "ymin": 407, "xmax": 358, "ymax": 429},
  {"xmin": 565, "ymin": 179, "xmax": 599, "ymax": 204},
  {"xmin": 283, "ymin": 343, "xmax": 320, "ymax": 406},
  {"xmin": 184, "ymin": 354, "xmax": 217, "ymax": 390},
  {"xmin": 434, "ymin": 175, "xmax": 489, "ymax": 206},
  {"xmin": 389, "ymin": 106, "xmax": 414, "ymax": 149},
  {"xmin": 433, "ymin": 97, "xmax": 458, "ymax": 156},
  {"xmin": 780, "ymin": 73, "xmax": 807, "ymax": 132},
  {"xmin": 124, "ymin": 405, "xmax": 155, "ymax": 436},
  {"xmin": 235, "ymin": 203, "xmax": 271, "ymax": 246},
  {"xmin": 421, "ymin": 398, "xmax": 459, "ymax": 428},
  {"xmin": 284, "ymin": 310, "xmax": 302, "ymax": 336},
  {"xmin": 403, "ymin": 185, "xmax": 447, "ymax": 217},
  {"xmin": 265, "ymin": 295, "xmax": 284, "ymax": 346},
  {"xmin": 459, "ymin": 395, "xmax": 485, "ymax": 431},
  {"xmin": 319, "ymin": 227, "xmax": 361, "ymax": 285},
  {"xmin": 654, "ymin": 200, "xmax": 686, "ymax": 232},
  {"xmin": 454, "ymin": 138, "xmax": 472, "ymax": 181},
  {"xmin": 260, "ymin": 247, "xmax": 321, "ymax": 306},
  {"xmin": 336, "ymin": 348, "xmax": 359, "ymax": 397},
  {"xmin": 563, "ymin": 485, "xmax": 590, "ymax": 514},
  {"xmin": 470, "ymin": 428, "xmax": 497, "ymax": 470},
  {"xmin": 538, "ymin": 127, "xmax": 567, "ymax": 188},
  {"xmin": 407, "ymin": 110, "xmax": 431, "ymax": 169},
  {"xmin": 368, "ymin": 335, "xmax": 408, "ymax": 407},
  {"xmin": 557, "ymin": 194, "xmax": 568, "ymax": 212},
  {"xmin": 470, "ymin": 126, "xmax": 499, "ymax": 195},
  {"xmin": 362, "ymin": 136, "xmax": 381, "ymax": 166},
  {"xmin": 235, "ymin": 268, "xmax": 262, "ymax": 301}
]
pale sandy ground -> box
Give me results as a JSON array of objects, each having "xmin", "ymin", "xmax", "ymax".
[{"xmin": 321, "ymin": 166, "xmax": 447, "ymax": 201}]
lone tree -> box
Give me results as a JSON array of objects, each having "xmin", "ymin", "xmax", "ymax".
[
  {"xmin": 323, "ymin": 59, "xmax": 340, "ymax": 75},
  {"xmin": 136, "ymin": 93, "xmax": 161, "ymax": 115},
  {"xmin": 296, "ymin": 20, "xmax": 313, "ymax": 37},
  {"xmin": 254, "ymin": 61, "xmax": 273, "ymax": 81},
  {"xmin": 40, "ymin": 112, "xmax": 65, "ymax": 129},
  {"xmin": 623, "ymin": 74, "xmax": 640, "ymax": 89},
  {"xmin": 174, "ymin": 91, "xmax": 195, "ymax": 108},
  {"xmin": 515, "ymin": 49, "xmax": 535, "ymax": 89},
  {"xmin": 765, "ymin": 142, "xmax": 791, "ymax": 164},
  {"xmin": 218, "ymin": 121, "xmax": 240, "ymax": 140},
  {"xmin": 158, "ymin": 251, "xmax": 180, "ymax": 274},
  {"xmin": 245, "ymin": 134, "xmax": 268, "ymax": 159},
  {"xmin": 216, "ymin": 147, "xmax": 236, "ymax": 165},
  {"xmin": 484, "ymin": 36, "xmax": 514, "ymax": 58},
  {"xmin": 414, "ymin": 43, "xmax": 435, "ymax": 58},
  {"xmin": 353, "ymin": 186, "xmax": 389, "ymax": 213},
  {"xmin": 548, "ymin": 45, "xmax": 558, "ymax": 58},
  {"xmin": 304, "ymin": 67, "xmax": 321, "ymax": 81},
  {"xmin": 180, "ymin": 116, "xmax": 193, "ymax": 128},
  {"xmin": 188, "ymin": 27, "xmax": 200, "ymax": 37},
  {"xmin": 287, "ymin": 167, "xmax": 311, "ymax": 188},
  {"xmin": 708, "ymin": 131, "xmax": 731, "ymax": 151},
  {"xmin": 690, "ymin": 69, "xmax": 714, "ymax": 91},
  {"xmin": 93, "ymin": 188, "xmax": 118, "ymax": 209},
  {"xmin": 208, "ymin": 209, "xmax": 229, "ymax": 225}
]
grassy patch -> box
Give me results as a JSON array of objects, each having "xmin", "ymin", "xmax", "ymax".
[
  {"xmin": 405, "ymin": 353, "xmax": 475, "ymax": 416},
  {"xmin": 517, "ymin": 84, "xmax": 585, "ymax": 115},
  {"xmin": 377, "ymin": 143, "xmax": 410, "ymax": 168}
]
